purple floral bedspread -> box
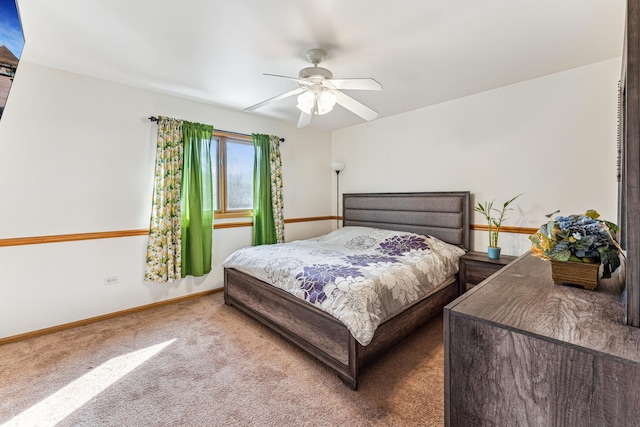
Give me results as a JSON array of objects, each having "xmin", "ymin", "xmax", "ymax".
[{"xmin": 223, "ymin": 226, "xmax": 465, "ymax": 346}]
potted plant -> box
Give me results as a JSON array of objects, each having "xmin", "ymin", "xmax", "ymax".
[
  {"xmin": 474, "ymin": 194, "xmax": 522, "ymax": 259},
  {"xmin": 529, "ymin": 210, "xmax": 622, "ymax": 290}
]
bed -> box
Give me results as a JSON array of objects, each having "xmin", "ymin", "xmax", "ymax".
[{"xmin": 223, "ymin": 191, "xmax": 470, "ymax": 389}]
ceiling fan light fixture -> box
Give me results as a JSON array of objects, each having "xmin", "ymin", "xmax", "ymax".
[
  {"xmin": 316, "ymin": 90, "xmax": 337, "ymax": 115},
  {"xmin": 246, "ymin": 48, "xmax": 381, "ymax": 126},
  {"xmin": 296, "ymin": 90, "xmax": 315, "ymax": 115}
]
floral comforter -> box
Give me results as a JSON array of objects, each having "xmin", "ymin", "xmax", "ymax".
[{"xmin": 223, "ymin": 226, "xmax": 466, "ymax": 346}]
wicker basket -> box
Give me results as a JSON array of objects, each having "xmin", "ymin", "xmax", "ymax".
[{"xmin": 550, "ymin": 260, "xmax": 600, "ymax": 291}]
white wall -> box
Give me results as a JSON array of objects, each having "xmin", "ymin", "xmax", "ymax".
[
  {"xmin": 332, "ymin": 58, "xmax": 621, "ymax": 257},
  {"xmin": 0, "ymin": 57, "xmax": 622, "ymax": 339},
  {"xmin": 0, "ymin": 62, "xmax": 332, "ymax": 339}
]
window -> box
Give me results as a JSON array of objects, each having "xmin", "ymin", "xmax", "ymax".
[{"xmin": 212, "ymin": 132, "xmax": 254, "ymax": 217}]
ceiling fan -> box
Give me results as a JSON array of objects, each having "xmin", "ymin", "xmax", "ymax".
[{"xmin": 245, "ymin": 49, "xmax": 383, "ymax": 128}]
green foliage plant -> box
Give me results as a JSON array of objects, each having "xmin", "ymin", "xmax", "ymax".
[
  {"xmin": 474, "ymin": 194, "xmax": 522, "ymax": 249},
  {"xmin": 529, "ymin": 210, "xmax": 622, "ymax": 279}
]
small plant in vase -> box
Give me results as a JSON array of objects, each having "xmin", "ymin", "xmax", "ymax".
[{"xmin": 474, "ymin": 194, "xmax": 522, "ymax": 259}]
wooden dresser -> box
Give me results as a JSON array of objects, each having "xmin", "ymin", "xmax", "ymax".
[{"xmin": 444, "ymin": 252, "xmax": 640, "ymax": 426}]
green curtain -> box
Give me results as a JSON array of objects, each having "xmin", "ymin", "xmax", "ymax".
[
  {"xmin": 181, "ymin": 121, "xmax": 214, "ymax": 276},
  {"xmin": 145, "ymin": 117, "xmax": 184, "ymax": 283},
  {"xmin": 252, "ymin": 133, "xmax": 281, "ymax": 245}
]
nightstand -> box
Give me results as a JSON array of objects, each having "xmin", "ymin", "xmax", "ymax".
[{"xmin": 459, "ymin": 251, "xmax": 518, "ymax": 293}]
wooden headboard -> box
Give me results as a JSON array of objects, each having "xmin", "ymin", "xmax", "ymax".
[{"xmin": 342, "ymin": 191, "xmax": 470, "ymax": 250}]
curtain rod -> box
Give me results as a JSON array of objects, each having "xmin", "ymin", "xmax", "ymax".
[{"xmin": 148, "ymin": 116, "xmax": 285, "ymax": 142}]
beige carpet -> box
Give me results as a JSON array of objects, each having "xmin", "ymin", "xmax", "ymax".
[{"xmin": 0, "ymin": 292, "xmax": 445, "ymax": 426}]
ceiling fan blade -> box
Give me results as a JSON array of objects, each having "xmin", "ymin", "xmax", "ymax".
[
  {"xmin": 297, "ymin": 111, "xmax": 312, "ymax": 128},
  {"xmin": 325, "ymin": 78, "xmax": 382, "ymax": 91},
  {"xmin": 245, "ymin": 87, "xmax": 307, "ymax": 112},
  {"xmin": 263, "ymin": 73, "xmax": 310, "ymax": 85},
  {"xmin": 335, "ymin": 91, "xmax": 379, "ymax": 121}
]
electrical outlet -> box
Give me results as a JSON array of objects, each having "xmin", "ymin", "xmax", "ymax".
[{"xmin": 104, "ymin": 276, "xmax": 119, "ymax": 285}]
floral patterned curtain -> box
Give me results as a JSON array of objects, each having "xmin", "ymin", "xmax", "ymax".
[
  {"xmin": 269, "ymin": 135, "xmax": 285, "ymax": 243},
  {"xmin": 144, "ymin": 117, "xmax": 184, "ymax": 282}
]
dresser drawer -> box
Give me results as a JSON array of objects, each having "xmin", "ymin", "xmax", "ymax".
[
  {"xmin": 465, "ymin": 263, "xmax": 503, "ymax": 286},
  {"xmin": 459, "ymin": 252, "xmax": 518, "ymax": 292}
]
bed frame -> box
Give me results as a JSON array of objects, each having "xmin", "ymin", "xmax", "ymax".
[{"xmin": 224, "ymin": 191, "xmax": 470, "ymax": 389}]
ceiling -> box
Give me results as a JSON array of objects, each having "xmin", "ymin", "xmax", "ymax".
[{"xmin": 15, "ymin": 0, "xmax": 626, "ymax": 131}]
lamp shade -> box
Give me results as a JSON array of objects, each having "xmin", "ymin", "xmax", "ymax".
[
  {"xmin": 296, "ymin": 90, "xmax": 315, "ymax": 115},
  {"xmin": 316, "ymin": 90, "xmax": 337, "ymax": 115},
  {"xmin": 331, "ymin": 162, "xmax": 345, "ymax": 172},
  {"xmin": 296, "ymin": 87, "xmax": 337, "ymax": 116}
]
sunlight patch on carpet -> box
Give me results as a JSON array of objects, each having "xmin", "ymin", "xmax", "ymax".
[{"xmin": 2, "ymin": 339, "xmax": 176, "ymax": 427}]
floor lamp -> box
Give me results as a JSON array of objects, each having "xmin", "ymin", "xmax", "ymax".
[{"xmin": 331, "ymin": 162, "xmax": 345, "ymax": 228}]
